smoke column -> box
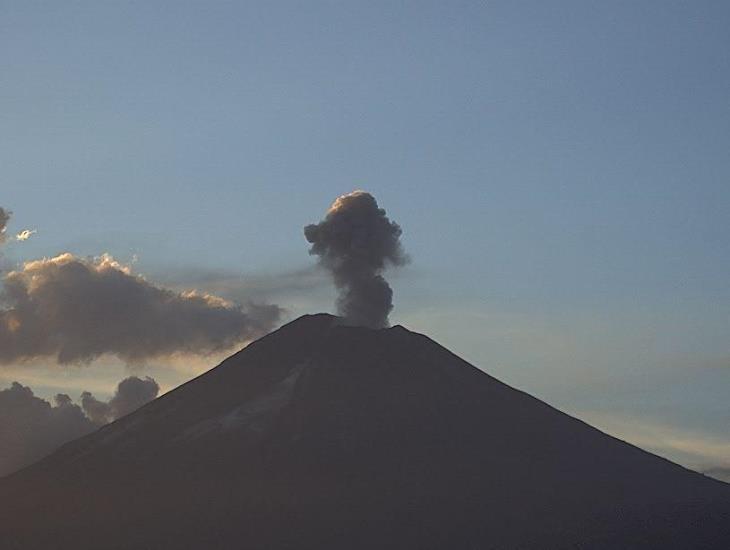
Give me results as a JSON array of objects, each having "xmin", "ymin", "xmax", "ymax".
[{"xmin": 304, "ymin": 191, "xmax": 407, "ymax": 328}]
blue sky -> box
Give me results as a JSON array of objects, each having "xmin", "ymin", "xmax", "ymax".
[{"xmin": 2, "ymin": 1, "xmax": 729, "ymax": 472}]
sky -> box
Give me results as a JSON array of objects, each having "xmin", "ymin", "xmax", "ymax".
[{"xmin": 1, "ymin": 1, "xmax": 729, "ymax": 476}]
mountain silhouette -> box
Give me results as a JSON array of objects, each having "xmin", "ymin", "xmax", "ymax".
[{"xmin": 1, "ymin": 313, "xmax": 728, "ymax": 549}]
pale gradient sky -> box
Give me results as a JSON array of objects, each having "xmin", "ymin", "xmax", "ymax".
[{"xmin": 1, "ymin": 1, "xmax": 729, "ymax": 472}]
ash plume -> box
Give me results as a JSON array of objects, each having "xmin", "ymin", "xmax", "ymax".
[{"xmin": 304, "ymin": 191, "xmax": 407, "ymax": 328}]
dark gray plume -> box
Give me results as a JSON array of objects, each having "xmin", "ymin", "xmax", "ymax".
[{"xmin": 304, "ymin": 191, "xmax": 407, "ymax": 328}]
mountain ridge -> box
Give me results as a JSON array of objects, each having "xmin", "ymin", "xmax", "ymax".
[{"xmin": 1, "ymin": 313, "xmax": 728, "ymax": 549}]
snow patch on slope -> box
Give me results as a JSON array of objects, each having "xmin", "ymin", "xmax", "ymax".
[{"xmin": 175, "ymin": 363, "xmax": 306, "ymax": 441}]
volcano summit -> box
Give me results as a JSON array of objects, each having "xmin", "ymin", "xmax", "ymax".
[{"xmin": 1, "ymin": 314, "xmax": 728, "ymax": 549}]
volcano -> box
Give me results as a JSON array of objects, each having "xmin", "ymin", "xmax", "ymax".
[{"xmin": 1, "ymin": 314, "xmax": 728, "ymax": 549}]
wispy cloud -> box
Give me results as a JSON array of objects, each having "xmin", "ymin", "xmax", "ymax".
[
  {"xmin": 150, "ymin": 263, "xmax": 334, "ymax": 323},
  {"xmin": 15, "ymin": 229, "xmax": 36, "ymax": 242},
  {"xmin": 154, "ymin": 264, "xmax": 328, "ymax": 302}
]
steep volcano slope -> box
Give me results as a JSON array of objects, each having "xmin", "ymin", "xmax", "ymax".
[{"xmin": 1, "ymin": 314, "xmax": 728, "ymax": 549}]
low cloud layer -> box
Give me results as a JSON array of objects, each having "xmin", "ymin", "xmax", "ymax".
[
  {"xmin": 304, "ymin": 191, "xmax": 407, "ymax": 328},
  {"xmin": 0, "ymin": 382, "xmax": 94, "ymax": 477},
  {"xmin": 81, "ymin": 376, "xmax": 159, "ymax": 425},
  {"xmin": 0, "ymin": 253, "xmax": 281, "ymax": 365},
  {"xmin": 0, "ymin": 376, "xmax": 159, "ymax": 477}
]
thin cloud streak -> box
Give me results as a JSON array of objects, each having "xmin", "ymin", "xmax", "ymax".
[
  {"xmin": 580, "ymin": 411, "xmax": 730, "ymax": 476},
  {"xmin": 153, "ymin": 264, "xmax": 328, "ymax": 302}
]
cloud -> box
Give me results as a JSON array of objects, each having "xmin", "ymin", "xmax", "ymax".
[
  {"xmin": 0, "ymin": 381, "xmax": 95, "ymax": 477},
  {"xmin": 304, "ymin": 191, "xmax": 408, "ymax": 328},
  {"xmin": 15, "ymin": 229, "xmax": 36, "ymax": 242},
  {"xmin": 81, "ymin": 376, "xmax": 159, "ymax": 425},
  {"xmin": 147, "ymin": 264, "xmax": 334, "ymax": 326},
  {"xmin": 0, "ymin": 207, "xmax": 10, "ymax": 243},
  {"xmin": 153, "ymin": 264, "xmax": 328, "ymax": 303},
  {"xmin": 0, "ymin": 253, "xmax": 282, "ymax": 365},
  {"xmin": 0, "ymin": 376, "xmax": 160, "ymax": 477}
]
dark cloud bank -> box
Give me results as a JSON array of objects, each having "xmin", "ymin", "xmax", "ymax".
[
  {"xmin": 305, "ymin": 191, "xmax": 407, "ymax": 328},
  {"xmin": 0, "ymin": 376, "xmax": 159, "ymax": 477},
  {"xmin": 0, "ymin": 205, "xmax": 284, "ymax": 476},
  {"xmin": 81, "ymin": 376, "xmax": 159, "ymax": 425},
  {"xmin": 0, "ymin": 205, "xmax": 279, "ymax": 475},
  {"xmin": 0, "ymin": 253, "xmax": 281, "ymax": 365}
]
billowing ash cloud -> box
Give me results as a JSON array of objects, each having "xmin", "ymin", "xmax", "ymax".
[
  {"xmin": 0, "ymin": 253, "xmax": 281, "ymax": 365},
  {"xmin": 81, "ymin": 376, "xmax": 160, "ymax": 425},
  {"xmin": 0, "ymin": 207, "xmax": 10, "ymax": 244},
  {"xmin": 0, "ymin": 382, "xmax": 95, "ymax": 477},
  {"xmin": 304, "ymin": 191, "xmax": 407, "ymax": 328}
]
